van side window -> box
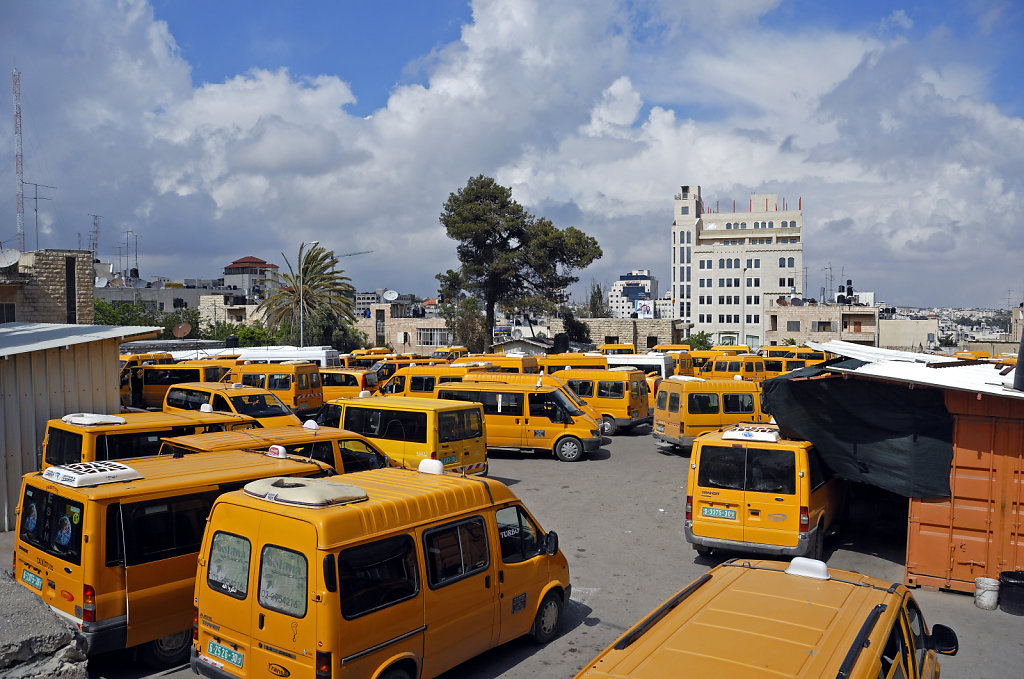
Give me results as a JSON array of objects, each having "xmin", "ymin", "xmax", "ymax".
[
  {"xmin": 338, "ymin": 439, "xmax": 388, "ymax": 472},
  {"xmin": 97, "ymin": 431, "xmax": 170, "ymax": 461},
  {"xmin": 424, "ymin": 517, "xmax": 489, "ymax": 588},
  {"xmin": 655, "ymin": 390, "xmax": 668, "ymax": 410},
  {"xmin": 338, "ymin": 535, "xmax": 418, "ymax": 619},
  {"xmin": 344, "ymin": 408, "xmax": 428, "ymax": 444},
  {"xmin": 166, "ymin": 388, "xmax": 199, "ymax": 410},
  {"xmin": 207, "ymin": 531, "xmax": 251, "ymax": 600},
  {"xmin": 439, "ymin": 409, "xmax": 483, "ymax": 442},
  {"xmin": 297, "ymin": 372, "xmax": 309, "ymax": 390},
  {"xmin": 44, "ymin": 428, "xmax": 83, "ymax": 467},
  {"xmin": 123, "ymin": 492, "xmax": 217, "ymax": 565},
  {"xmin": 727, "ymin": 361, "xmax": 741, "ymax": 372},
  {"xmin": 722, "ymin": 393, "xmax": 754, "ymax": 414},
  {"xmin": 258, "ymin": 545, "xmax": 307, "ymax": 618},
  {"xmin": 410, "ymin": 376, "xmax": 436, "ymax": 392},
  {"xmin": 879, "ymin": 615, "xmax": 910, "ymax": 678},
  {"xmin": 688, "ymin": 393, "xmax": 719, "ymax": 414},
  {"xmin": 567, "ymin": 380, "xmax": 594, "ymax": 398},
  {"xmin": 668, "ymin": 392, "xmax": 680, "ymax": 413},
  {"xmin": 267, "ymin": 373, "xmax": 291, "ymax": 390},
  {"xmin": 212, "ymin": 394, "xmax": 232, "ymax": 412},
  {"xmin": 807, "ymin": 448, "xmax": 831, "ymax": 490},
  {"xmin": 496, "ymin": 506, "xmax": 541, "ymax": 563},
  {"xmin": 382, "ymin": 375, "xmax": 405, "ymax": 394},
  {"xmin": 597, "ymin": 381, "xmax": 625, "ymax": 398},
  {"xmin": 317, "ymin": 404, "xmax": 342, "ymax": 428},
  {"xmin": 474, "ymin": 391, "xmax": 521, "ymax": 416},
  {"xmin": 105, "ymin": 504, "xmax": 124, "ymax": 566},
  {"xmin": 290, "ymin": 441, "xmax": 335, "ymax": 465}
]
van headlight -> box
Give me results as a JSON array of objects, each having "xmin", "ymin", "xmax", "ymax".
[{"xmin": 591, "ymin": 429, "xmax": 600, "ymax": 438}]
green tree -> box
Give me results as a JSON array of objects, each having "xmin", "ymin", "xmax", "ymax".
[
  {"xmin": 587, "ymin": 280, "xmax": 609, "ymax": 318},
  {"xmin": 257, "ymin": 243, "xmax": 357, "ymax": 345},
  {"xmin": 559, "ymin": 306, "xmax": 591, "ymax": 343},
  {"xmin": 439, "ymin": 175, "xmax": 602, "ymax": 349},
  {"xmin": 782, "ymin": 337, "xmax": 797, "ymax": 346},
  {"xmin": 687, "ymin": 331, "xmax": 713, "ymax": 351}
]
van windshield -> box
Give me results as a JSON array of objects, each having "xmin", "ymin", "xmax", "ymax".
[
  {"xmin": 19, "ymin": 486, "xmax": 85, "ymax": 565},
  {"xmin": 697, "ymin": 446, "xmax": 796, "ymax": 494},
  {"xmin": 229, "ymin": 393, "xmax": 292, "ymax": 417},
  {"xmin": 550, "ymin": 390, "xmax": 583, "ymax": 416}
]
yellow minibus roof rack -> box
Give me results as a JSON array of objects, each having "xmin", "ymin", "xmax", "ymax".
[
  {"xmin": 243, "ymin": 476, "xmax": 368, "ymax": 508},
  {"xmin": 721, "ymin": 425, "xmax": 781, "ymax": 443},
  {"xmin": 61, "ymin": 413, "xmax": 128, "ymax": 427}
]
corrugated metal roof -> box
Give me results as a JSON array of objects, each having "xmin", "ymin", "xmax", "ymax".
[
  {"xmin": 0, "ymin": 322, "xmax": 162, "ymax": 358},
  {"xmin": 807, "ymin": 340, "xmax": 1022, "ymax": 400}
]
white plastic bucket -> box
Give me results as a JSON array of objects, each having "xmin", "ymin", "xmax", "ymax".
[{"xmin": 975, "ymin": 577, "xmax": 999, "ymax": 610}]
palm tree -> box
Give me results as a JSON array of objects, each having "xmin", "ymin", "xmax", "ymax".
[{"xmin": 257, "ymin": 243, "xmax": 356, "ymax": 344}]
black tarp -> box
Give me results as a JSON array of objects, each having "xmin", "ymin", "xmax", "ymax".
[{"xmin": 761, "ymin": 362, "xmax": 954, "ymax": 498}]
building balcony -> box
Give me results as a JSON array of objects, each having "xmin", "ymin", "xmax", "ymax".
[{"xmin": 841, "ymin": 330, "xmax": 876, "ymax": 343}]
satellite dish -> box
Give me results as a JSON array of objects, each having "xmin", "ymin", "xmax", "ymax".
[
  {"xmin": 512, "ymin": 329, "xmax": 523, "ymax": 340},
  {"xmin": 0, "ymin": 248, "xmax": 21, "ymax": 268},
  {"xmin": 151, "ymin": 281, "xmax": 164, "ymax": 289},
  {"xmin": 94, "ymin": 276, "xmax": 110, "ymax": 288},
  {"xmin": 382, "ymin": 289, "xmax": 399, "ymax": 302},
  {"xmin": 172, "ymin": 322, "xmax": 192, "ymax": 338},
  {"xmin": 109, "ymin": 277, "xmax": 125, "ymax": 288},
  {"xmin": 790, "ymin": 298, "xmax": 804, "ymax": 307}
]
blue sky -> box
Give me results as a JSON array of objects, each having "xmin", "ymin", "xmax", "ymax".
[{"xmin": 1, "ymin": 0, "xmax": 1023, "ymax": 309}]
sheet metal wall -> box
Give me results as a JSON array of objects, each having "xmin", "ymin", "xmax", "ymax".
[
  {"xmin": 905, "ymin": 391, "xmax": 1024, "ymax": 592},
  {"xmin": 0, "ymin": 339, "xmax": 120, "ymax": 530}
]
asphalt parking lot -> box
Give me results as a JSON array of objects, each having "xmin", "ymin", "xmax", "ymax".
[{"xmin": 78, "ymin": 428, "xmax": 1024, "ymax": 677}]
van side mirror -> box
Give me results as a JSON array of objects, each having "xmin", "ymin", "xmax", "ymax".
[
  {"xmin": 542, "ymin": 531, "xmax": 559, "ymax": 555},
  {"xmin": 928, "ymin": 624, "xmax": 958, "ymax": 656}
]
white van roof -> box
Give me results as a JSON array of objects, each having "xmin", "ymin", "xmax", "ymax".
[
  {"xmin": 244, "ymin": 477, "xmax": 368, "ymax": 508},
  {"xmin": 42, "ymin": 461, "xmax": 143, "ymax": 487}
]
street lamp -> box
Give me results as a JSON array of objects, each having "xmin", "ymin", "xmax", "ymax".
[{"xmin": 299, "ymin": 240, "xmax": 319, "ymax": 347}]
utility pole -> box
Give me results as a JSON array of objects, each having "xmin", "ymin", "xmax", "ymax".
[
  {"xmin": 12, "ymin": 69, "xmax": 24, "ymax": 251},
  {"xmin": 23, "ymin": 181, "xmax": 55, "ymax": 250}
]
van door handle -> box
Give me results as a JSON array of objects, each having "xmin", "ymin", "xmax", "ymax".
[
  {"xmin": 258, "ymin": 613, "xmax": 265, "ymax": 629},
  {"xmin": 485, "ymin": 575, "xmax": 491, "ymax": 588},
  {"xmin": 775, "ymin": 497, "xmax": 784, "ymax": 502}
]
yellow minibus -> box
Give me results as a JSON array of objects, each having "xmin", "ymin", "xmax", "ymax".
[
  {"xmin": 700, "ymin": 354, "xmax": 768, "ymax": 381},
  {"xmin": 163, "ymin": 383, "xmax": 302, "ymax": 427},
  {"xmin": 537, "ymin": 353, "xmax": 608, "ymax": 373},
  {"xmin": 123, "ymin": 364, "xmax": 231, "ymax": 409},
  {"xmin": 225, "ymin": 361, "xmax": 323, "ymax": 416},
  {"xmin": 13, "ymin": 451, "xmax": 334, "ymax": 667},
  {"xmin": 320, "ymin": 367, "xmax": 379, "ymax": 400},
  {"xmin": 597, "ymin": 343, "xmax": 636, "ymax": 355},
  {"xmin": 552, "ymin": 368, "xmax": 650, "ymax": 436},
  {"xmin": 379, "ymin": 364, "xmax": 490, "ymax": 398},
  {"xmin": 191, "ymin": 466, "xmax": 571, "ymax": 679},
  {"xmin": 652, "ymin": 377, "xmax": 769, "ymax": 448},
  {"xmin": 460, "ymin": 371, "xmax": 602, "ymax": 423},
  {"xmin": 453, "ymin": 352, "xmax": 540, "ymax": 373},
  {"xmin": 429, "ymin": 345, "xmax": 471, "ymax": 362}
]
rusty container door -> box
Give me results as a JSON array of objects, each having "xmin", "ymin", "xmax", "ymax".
[{"xmin": 906, "ymin": 392, "xmax": 1024, "ymax": 592}]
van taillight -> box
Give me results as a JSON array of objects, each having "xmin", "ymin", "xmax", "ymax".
[
  {"xmin": 192, "ymin": 606, "xmax": 199, "ymax": 641},
  {"xmin": 83, "ymin": 585, "xmax": 96, "ymax": 622},
  {"xmin": 799, "ymin": 507, "xmax": 809, "ymax": 532},
  {"xmin": 685, "ymin": 496, "xmax": 692, "ymax": 521},
  {"xmin": 315, "ymin": 651, "xmax": 331, "ymax": 678},
  {"xmin": 431, "ymin": 451, "xmax": 437, "ymax": 460}
]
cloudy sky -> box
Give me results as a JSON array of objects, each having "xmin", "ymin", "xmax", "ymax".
[{"xmin": 1, "ymin": 0, "xmax": 1022, "ymax": 309}]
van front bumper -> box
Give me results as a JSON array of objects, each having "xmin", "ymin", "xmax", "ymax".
[
  {"xmin": 583, "ymin": 434, "xmax": 602, "ymax": 452},
  {"xmin": 684, "ymin": 522, "xmax": 819, "ymax": 558}
]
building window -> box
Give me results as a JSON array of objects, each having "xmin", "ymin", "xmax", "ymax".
[
  {"xmin": 681, "ymin": 206, "xmax": 689, "ymax": 215},
  {"xmin": 787, "ymin": 257, "xmax": 795, "ymax": 267},
  {"xmin": 699, "ymin": 279, "xmax": 705, "ymax": 288},
  {"xmin": 725, "ymin": 279, "xmax": 732, "ymax": 288},
  {"xmin": 754, "ymin": 314, "xmax": 760, "ymax": 323},
  {"xmin": 787, "ymin": 321, "xmax": 800, "ymax": 332},
  {"xmin": 779, "ymin": 278, "xmax": 786, "ymax": 287},
  {"xmin": 754, "ymin": 258, "xmax": 760, "ymax": 267},
  {"xmin": 719, "ymin": 315, "xmax": 725, "ymax": 323},
  {"xmin": 779, "ymin": 257, "xmax": 786, "ymax": 267},
  {"xmin": 416, "ymin": 327, "xmax": 451, "ymax": 346},
  {"xmin": 787, "ymin": 277, "xmax": 795, "ymax": 287},
  {"xmin": 741, "ymin": 222, "xmax": 746, "ymax": 228},
  {"xmin": 719, "ymin": 258, "xmax": 725, "ymax": 269},
  {"xmin": 0, "ymin": 303, "xmax": 14, "ymax": 323}
]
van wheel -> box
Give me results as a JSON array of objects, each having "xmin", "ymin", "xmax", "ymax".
[
  {"xmin": 695, "ymin": 545, "xmax": 713, "ymax": 558},
  {"xmin": 380, "ymin": 667, "xmax": 413, "ymax": 679},
  {"xmin": 531, "ymin": 591, "xmax": 563, "ymax": 643},
  {"xmin": 554, "ymin": 436, "xmax": 583, "ymax": 462},
  {"xmin": 140, "ymin": 630, "xmax": 191, "ymax": 668},
  {"xmin": 810, "ymin": 524, "xmax": 825, "ymax": 561},
  {"xmin": 600, "ymin": 416, "xmax": 617, "ymax": 436}
]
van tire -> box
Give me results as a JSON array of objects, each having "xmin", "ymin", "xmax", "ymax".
[
  {"xmin": 810, "ymin": 524, "xmax": 825, "ymax": 561},
  {"xmin": 531, "ymin": 591, "xmax": 563, "ymax": 643},
  {"xmin": 379, "ymin": 667, "xmax": 413, "ymax": 679},
  {"xmin": 554, "ymin": 436, "xmax": 584, "ymax": 462},
  {"xmin": 695, "ymin": 545, "xmax": 713, "ymax": 558},
  {"xmin": 140, "ymin": 630, "xmax": 191, "ymax": 668},
  {"xmin": 600, "ymin": 416, "xmax": 617, "ymax": 436}
]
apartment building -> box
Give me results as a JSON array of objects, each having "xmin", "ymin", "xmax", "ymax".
[
  {"xmin": 607, "ymin": 269, "xmax": 659, "ymax": 318},
  {"xmin": 670, "ymin": 185, "xmax": 804, "ymax": 348}
]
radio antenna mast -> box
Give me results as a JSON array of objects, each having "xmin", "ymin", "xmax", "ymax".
[{"xmin": 12, "ymin": 69, "xmax": 24, "ymax": 251}]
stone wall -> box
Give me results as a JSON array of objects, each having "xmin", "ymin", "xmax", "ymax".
[
  {"xmin": 548, "ymin": 318, "xmax": 682, "ymax": 351},
  {"xmin": 0, "ymin": 250, "xmax": 95, "ymax": 324}
]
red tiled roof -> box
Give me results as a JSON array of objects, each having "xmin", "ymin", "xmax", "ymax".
[{"xmin": 225, "ymin": 256, "xmax": 278, "ymax": 270}]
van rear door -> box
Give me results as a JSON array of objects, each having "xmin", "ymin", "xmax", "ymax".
[
  {"xmin": 741, "ymin": 447, "xmax": 800, "ymax": 547},
  {"xmin": 692, "ymin": 445, "xmax": 745, "ymax": 543}
]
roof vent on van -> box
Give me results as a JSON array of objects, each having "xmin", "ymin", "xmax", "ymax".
[
  {"xmin": 243, "ymin": 477, "xmax": 368, "ymax": 507},
  {"xmin": 266, "ymin": 444, "xmax": 289, "ymax": 458},
  {"xmin": 358, "ymin": 390, "xmax": 372, "ymax": 398},
  {"xmin": 61, "ymin": 413, "xmax": 127, "ymax": 427},
  {"xmin": 418, "ymin": 459, "xmax": 445, "ymax": 475},
  {"xmin": 42, "ymin": 461, "xmax": 143, "ymax": 487},
  {"xmin": 231, "ymin": 383, "xmax": 246, "ymax": 389},
  {"xmin": 733, "ymin": 374, "xmax": 743, "ymax": 381},
  {"xmin": 609, "ymin": 366, "xmax": 634, "ymax": 372},
  {"xmin": 668, "ymin": 375, "xmax": 704, "ymax": 382},
  {"xmin": 722, "ymin": 426, "xmax": 780, "ymax": 443},
  {"xmin": 199, "ymin": 403, "xmax": 214, "ymax": 413},
  {"xmin": 786, "ymin": 557, "xmax": 831, "ymax": 580}
]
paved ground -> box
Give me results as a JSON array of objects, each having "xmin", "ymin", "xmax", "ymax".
[{"xmin": 6, "ymin": 429, "xmax": 1024, "ymax": 677}]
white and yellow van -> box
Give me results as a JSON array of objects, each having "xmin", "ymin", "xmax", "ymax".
[
  {"xmin": 163, "ymin": 382, "xmax": 302, "ymax": 427},
  {"xmin": 13, "ymin": 451, "xmax": 335, "ymax": 667},
  {"xmin": 685, "ymin": 424, "xmax": 846, "ymax": 559},
  {"xmin": 226, "ymin": 361, "xmax": 324, "ymax": 416},
  {"xmin": 552, "ymin": 368, "xmax": 650, "ymax": 436},
  {"xmin": 40, "ymin": 410, "xmax": 258, "ymax": 470},
  {"xmin": 430, "ymin": 382, "xmax": 602, "ymax": 462},
  {"xmin": 652, "ymin": 376, "xmax": 769, "ymax": 448},
  {"xmin": 453, "ymin": 352, "xmax": 540, "ymax": 373},
  {"xmin": 191, "ymin": 466, "xmax": 571, "ymax": 679},
  {"xmin": 379, "ymin": 364, "xmax": 490, "ymax": 398},
  {"xmin": 317, "ymin": 396, "xmax": 488, "ymax": 475},
  {"xmin": 537, "ymin": 353, "xmax": 608, "ymax": 373},
  {"xmin": 574, "ymin": 557, "xmax": 957, "ymax": 679},
  {"xmin": 700, "ymin": 353, "xmax": 768, "ymax": 381},
  {"xmin": 157, "ymin": 422, "xmax": 391, "ymax": 474}
]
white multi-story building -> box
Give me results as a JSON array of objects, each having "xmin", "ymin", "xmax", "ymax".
[
  {"xmin": 670, "ymin": 185, "xmax": 804, "ymax": 348},
  {"xmin": 608, "ymin": 269, "xmax": 659, "ymax": 318}
]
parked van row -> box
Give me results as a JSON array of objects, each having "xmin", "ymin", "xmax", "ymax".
[{"xmin": 652, "ymin": 376, "xmax": 769, "ymax": 448}]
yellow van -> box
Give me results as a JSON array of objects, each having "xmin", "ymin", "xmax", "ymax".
[
  {"xmin": 652, "ymin": 376, "xmax": 769, "ymax": 448},
  {"xmin": 40, "ymin": 410, "xmax": 259, "ymax": 469},
  {"xmin": 163, "ymin": 382, "xmax": 302, "ymax": 427},
  {"xmin": 688, "ymin": 349, "xmax": 734, "ymax": 373},
  {"xmin": 379, "ymin": 364, "xmax": 490, "ymax": 397},
  {"xmin": 787, "ymin": 346, "xmax": 832, "ymax": 365},
  {"xmin": 652, "ymin": 343, "xmax": 690, "ymax": 352},
  {"xmin": 453, "ymin": 352, "xmax": 540, "ymax": 373},
  {"xmin": 320, "ymin": 367, "xmax": 379, "ymax": 400},
  {"xmin": 760, "ymin": 346, "xmax": 794, "ymax": 359},
  {"xmin": 430, "ymin": 345, "xmax": 470, "ymax": 362},
  {"xmin": 597, "ymin": 343, "xmax": 636, "ymax": 355},
  {"xmin": 711, "ymin": 343, "xmax": 751, "ymax": 354},
  {"xmin": 460, "ymin": 371, "xmax": 602, "ymax": 423},
  {"xmin": 537, "ymin": 352, "xmax": 608, "ymax": 373},
  {"xmin": 157, "ymin": 423, "xmax": 391, "ymax": 473},
  {"xmin": 13, "ymin": 451, "xmax": 335, "ymax": 667},
  {"xmin": 700, "ymin": 353, "xmax": 768, "ymax": 381},
  {"xmin": 763, "ymin": 357, "xmax": 807, "ymax": 380},
  {"xmin": 123, "ymin": 364, "xmax": 231, "ymax": 409},
  {"xmin": 225, "ymin": 361, "xmax": 323, "ymax": 416},
  {"xmin": 191, "ymin": 466, "xmax": 571, "ymax": 679},
  {"xmin": 574, "ymin": 557, "xmax": 958, "ymax": 679},
  {"xmin": 431, "ymin": 382, "xmax": 602, "ymax": 462},
  {"xmin": 317, "ymin": 396, "xmax": 488, "ymax": 475},
  {"xmin": 552, "ymin": 368, "xmax": 650, "ymax": 436},
  {"xmin": 686, "ymin": 424, "xmax": 846, "ymax": 559}
]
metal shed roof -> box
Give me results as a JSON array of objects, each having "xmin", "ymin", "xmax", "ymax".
[{"xmin": 0, "ymin": 322, "xmax": 162, "ymax": 358}]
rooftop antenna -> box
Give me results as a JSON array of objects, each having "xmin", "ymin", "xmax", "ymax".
[
  {"xmin": 88, "ymin": 214, "xmax": 102, "ymax": 262},
  {"xmin": 24, "ymin": 181, "xmax": 55, "ymax": 250},
  {"xmin": 12, "ymin": 69, "xmax": 24, "ymax": 251}
]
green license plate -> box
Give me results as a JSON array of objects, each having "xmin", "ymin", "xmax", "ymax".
[
  {"xmin": 22, "ymin": 569, "xmax": 43, "ymax": 590},
  {"xmin": 441, "ymin": 455, "xmax": 458, "ymax": 464},
  {"xmin": 701, "ymin": 507, "xmax": 737, "ymax": 520},
  {"xmin": 207, "ymin": 641, "xmax": 244, "ymax": 668},
  {"xmin": 655, "ymin": 424, "xmax": 664, "ymax": 432}
]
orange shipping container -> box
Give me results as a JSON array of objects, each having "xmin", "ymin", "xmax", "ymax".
[{"xmin": 905, "ymin": 391, "xmax": 1024, "ymax": 592}]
